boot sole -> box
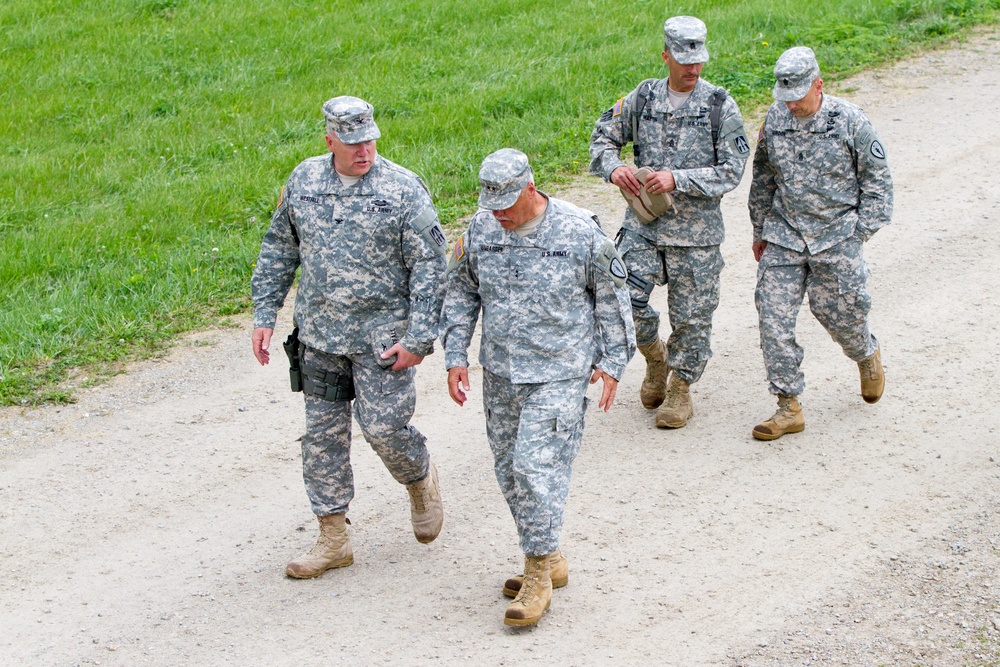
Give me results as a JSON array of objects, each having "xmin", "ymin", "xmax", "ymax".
[
  {"xmin": 751, "ymin": 423, "xmax": 805, "ymax": 441},
  {"xmin": 503, "ymin": 599, "xmax": 551, "ymax": 627},
  {"xmin": 285, "ymin": 554, "xmax": 354, "ymax": 579},
  {"xmin": 656, "ymin": 414, "xmax": 690, "ymax": 429},
  {"xmin": 502, "ymin": 574, "xmax": 568, "ymax": 598}
]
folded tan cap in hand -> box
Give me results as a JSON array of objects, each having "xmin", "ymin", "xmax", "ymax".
[{"xmin": 621, "ymin": 167, "xmax": 675, "ymax": 223}]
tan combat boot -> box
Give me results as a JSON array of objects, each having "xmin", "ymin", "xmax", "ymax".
[
  {"xmin": 406, "ymin": 462, "xmax": 443, "ymax": 543},
  {"xmin": 637, "ymin": 338, "xmax": 670, "ymax": 409},
  {"xmin": 858, "ymin": 346, "xmax": 884, "ymax": 404},
  {"xmin": 656, "ymin": 373, "xmax": 692, "ymax": 428},
  {"xmin": 285, "ymin": 513, "xmax": 353, "ymax": 579},
  {"xmin": 504, "ymin": 554, "xmax": 553, "ymax": 627},
  {"xmin": 752, "ymin": 395, "xmax": 805, "ymax": 441},
  {"xmin": 502, "ymin": 550, "xmax": 569, "ymax": 597}
]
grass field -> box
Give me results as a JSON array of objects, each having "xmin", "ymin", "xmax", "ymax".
[{"xmin": 1, "ymin": 0, "xmax": 997, "ymax": 404}]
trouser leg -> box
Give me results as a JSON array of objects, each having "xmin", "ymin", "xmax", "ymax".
[
  {"xmin": 484, "ymin": 371, "xmax": 589, "ymax": 557},
  {"xmin": 300, "ymin": 347, "xmax": 355, "ymax": 516},
  {"xmin": 755, "ymin": 244, "xmax": 809, "ymax": 397},
  {"xmin": 618, "ymin": 229, "xmax": 664, "ymax": 347},
  {"xmin": 350, "ymin": 353, "xmax": 430, "ymax": 486},
  {"xmin": 661, "ymin": 245, "xmax": 724, "ymax": 384},
  {"xmin": 805, "ymin": 236, "xmax": 879, "ymax": 362}
]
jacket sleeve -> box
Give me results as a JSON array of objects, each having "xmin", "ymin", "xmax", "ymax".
[
  {"xmin": 851, "ymin": 112, "xmax": 893, "ymax": 241},
  {"xmin": 748, "ymin": 118, "xmax": 776, "ymax": 244},
  {"xmin": 672, "ymin": 96, "xmax": 749, "ymax": 199},
  {"xmin": 399, "ymin": 187, "xmax": 447, "ymax": 357},
  {"xmin": 251, "ymin": 185, "xmax": 300, "ymax": 330},
  {"xmin": 440, "ymin": 230, "xmax": 481, "ymax": 370},
  {"xmin": 588, "ymin": 87, "xmax": 639, "ymax": 182},
  {"xmin": 588, "ymin": 234, "xmax": 636, "ymax": 380}
]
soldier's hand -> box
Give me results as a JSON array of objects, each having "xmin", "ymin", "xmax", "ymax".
[
  {"xmin": 752, "ymin": 241, "xmax": 768, "ymax": 262},
  {"xmin": 252, "ymin": 327, "xmax": 273, "ymax": 366},
  {"xmin": 644, "ymin": 170, "xmax": 676, "ymax": 194},
  {"xmin": 448, "ymin": 366, "xmax": 470, "ymax": 406},
  {"xmin": 610, "ymin": 166, "xmax": 642, "ymax": 197},
  {"xmin": 590, "ymin": 369, "xmax": 619, "ymax": 412},
  {"xmin": 383, "ymin": 343, "xmax": 424, "ymax": 371}
]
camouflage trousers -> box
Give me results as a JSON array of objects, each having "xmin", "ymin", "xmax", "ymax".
[
  {"xmin": 482, "ymin": 370, "xmax": 589, "ymax": 557},
  {"xmin": 618, "ymin": 229, "xmax": 724, "ymax": 384},
  {"xmin": 755, "ymin": 236, "xmax": 879, "ymax": 397},
  {"xmin": 299, "ymin": 345, "xmax": 430, "ymax": 517}
]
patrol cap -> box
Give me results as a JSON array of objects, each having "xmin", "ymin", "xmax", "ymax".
[
  {"xmin": 322, "ymin": 96, "xmax": 381, "ymax": 144},
  {"xmin": 478, "ymin": 148, "xmax": 533, "ymax": 210},
  {"xmin": 772, "ymin": 47, "xmax": 821, "ymax": 102},
  {"xmin": 664, "ymin": 16, "xmax": 709, "ymax": 65}
]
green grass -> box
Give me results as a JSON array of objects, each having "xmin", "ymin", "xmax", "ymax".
[{"xmin": 2, "ymin": 0, "xmax": 998, "ymax": 404}]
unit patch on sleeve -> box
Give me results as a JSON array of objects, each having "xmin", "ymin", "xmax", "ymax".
[{"xmin": 595, "ymin": 238, "xmax": 628, "ymax": 289}]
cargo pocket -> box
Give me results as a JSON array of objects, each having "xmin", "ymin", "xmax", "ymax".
[{"xmin": 836, "ymin": 266, "xmax": 872, "ymax": 320}]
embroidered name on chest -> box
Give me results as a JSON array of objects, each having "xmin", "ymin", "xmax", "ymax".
[{"xmin": 479, "ymin": 245, "xmax": 504, "ymax": 253}]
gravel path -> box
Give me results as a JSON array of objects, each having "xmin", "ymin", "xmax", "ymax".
[{"xmin": 2, "ymin": 31, "xmax": 999, "ymax": 667}]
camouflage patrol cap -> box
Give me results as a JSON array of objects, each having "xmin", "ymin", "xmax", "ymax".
[
  {"xmin": 772, "ymin": 47, "xmax": 821, "ymax": 102},
  {"xmin": 478, "ymin": 148, "xmax": 533, "ymax": 210},
  {"xmin": 664, "ymin": 16, "xmax": 709, "ymax": 65},
  {"xmin": 322, "ymin": 96, "xmax": 381, "ymax": 144}
]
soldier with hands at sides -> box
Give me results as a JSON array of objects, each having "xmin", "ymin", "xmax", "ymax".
[
  {"xmin": 441, "ymin": 149, "xmax": 635, "ymax": 626},
  {"xmin": 749, "ymin": 47, "xmax": 891, "ymax": 440}
]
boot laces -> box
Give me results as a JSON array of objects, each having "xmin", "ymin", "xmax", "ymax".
[
  {"xmin": 408, "ymin": 484, "xmax": 427, "ymax": 512},
  {"xmin": 775, "ymin": 396, "xmax": 795, "ymax": 417},
  {"xmin": 859, "ymin": 356, "xmax": 877, "ymax": 380}
]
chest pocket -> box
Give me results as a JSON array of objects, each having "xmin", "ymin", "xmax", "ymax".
[
  {"xmin": 337, "ymin": 195, "xmax": 401, "ymax": 270},
  {"xmin": 514, "ymin": 248, "xmax": 583, "ymax": 316},
  {"xmin": 771, "ymin": 128, "xmax": 853, "ymax": 186},
  {"xmin": 641, "ymin": 106, "xmax": 712, "ymax": 170}
]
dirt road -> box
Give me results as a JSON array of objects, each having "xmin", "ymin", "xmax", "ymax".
[{"xmin": 2, "ymin": 33, "xmax": 999, "ymax": 667}]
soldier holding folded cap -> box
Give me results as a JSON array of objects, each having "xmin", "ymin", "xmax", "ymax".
[
  {"xmin": 441, "ymin": 148, "xmax": 635, "ymax": 627},
  {"xmin": 590, "ymin": 15, "xmax": 750, "ymax": 430},
  {"xmin": 749, "ymin": 47, "xmax": 892, "ymax": 441},
  {"xmin": 251, "ymin": 96, "xmax": 448, "ymax": 578}
]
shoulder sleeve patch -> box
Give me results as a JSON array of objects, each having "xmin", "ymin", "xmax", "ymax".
[
  {"xmin": 276, "ymin": 185, "xmax": 286, "ymax": 209},
  {"xmin": 446, "ymin": 233, "xmax": 469, "ymax": 275},
  {"xmin": 855, "ymin": 125, "xmax": 888, "ymax": 166},
  {"xmin": 410, "ymin": 206, "xmax": 447, "ymax": 256},
  {"xmin": 720, "ymin": 115, "xmax": 750, "ymax": 156},
  {"xmin": 612, "ymin": 97, "xmax": 625, "ymax": 117},
  {"xmin": 594, "ymin": 238, "xmax": 627, "ymax": 289},
  {"xmin": 757, "ymin": 121, "xmax": 765, "ymax": 142}
]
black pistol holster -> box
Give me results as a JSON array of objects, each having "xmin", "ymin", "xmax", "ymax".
[
  {"xmin": 283, "ymin": 327, "xmax": 304, "ymax": 392},
  {"xmin": 283, "ymin": 327, "xmax": 356, "ymax": 402}
]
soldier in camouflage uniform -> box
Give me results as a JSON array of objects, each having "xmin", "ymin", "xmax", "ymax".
[
  {"xmin": 590, "ymin": 15, "xmax": 750, "ymax": 429},
  {"xmin": 749, "ymin": 47, "xmax": 891, "ymax": 441},
  {"xmin": 441, "ymin": 149, "xmax": 635, "ymax": 627},
  {"xmin": 251, "ymin": 96, "xmax": 447, "ymax": 578}
]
